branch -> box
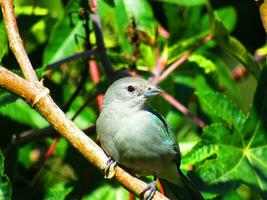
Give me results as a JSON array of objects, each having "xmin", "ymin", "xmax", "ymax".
[
  {"xmin": 161, "ymin": 92, "xmax": 206, "ymax": 128},
  {"xmin": 46, "ymin": 49, "xmax": 97, "ymax": 69},
  {"xmin": 0, "ymin": 0, "xmax": 38, "ymax": 81},
  {"xmin": 91, "ymin": 12, "xmax": 115, "ymax": 78},
  {"xmin": 151, "ymin": 34, "xmax": 213, "ymax": 85},
  {"xmin": 0, "ymin": 66, "xmax": 167, "ymax": 200}
]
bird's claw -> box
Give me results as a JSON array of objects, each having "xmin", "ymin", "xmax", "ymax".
[
  {"xmin": 104, "ymin": 157, "xmax": 117, "ymax": 179},
  {"xmin": 141, "ymin": 180, "xmax": 157, "ymax": 200}
]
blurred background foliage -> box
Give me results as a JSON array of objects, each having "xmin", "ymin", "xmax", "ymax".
[{"xmin": 0, "ymin": 0, "xmax": 266, "ymax": 199}]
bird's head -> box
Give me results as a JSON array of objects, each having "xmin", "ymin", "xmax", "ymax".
[{"xmin": 103, "ymin": 77, "xmax": 162, "ymax": 109}]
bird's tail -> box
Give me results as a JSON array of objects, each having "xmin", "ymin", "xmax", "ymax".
[{"xmin": 159, "ymin": 171, "xmax": 204, "ymax": 200}]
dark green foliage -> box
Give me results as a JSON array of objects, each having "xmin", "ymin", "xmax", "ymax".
[{"xmin": 0, "ymin": 0, "xmax": 266, "ymax": 199}]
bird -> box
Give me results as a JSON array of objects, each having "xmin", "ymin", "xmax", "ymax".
[{"xmin": 96, "ymin": 77, "xmax": 204, "ymax": 200}]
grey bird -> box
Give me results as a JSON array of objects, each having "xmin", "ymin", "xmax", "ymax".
[{"xmin": 96, "ymin": 77, "xmax": 204, "ymax": 200}]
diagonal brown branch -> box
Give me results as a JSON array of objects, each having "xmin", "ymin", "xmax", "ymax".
[
  {"xmin": 151, "ymin": 34, "xmax": 213, "ymax": 85},
  {"xmin": 0, "ymin": 66, "xmax": 168, "ymax": 200},
  {"xmin": 0, "ymin": 0, "xmax": 38, "ymax": 81}
]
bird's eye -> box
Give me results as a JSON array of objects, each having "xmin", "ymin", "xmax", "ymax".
[{"xmin": 127, "ymin": 85, "xmax": 135, "ymax": 92}]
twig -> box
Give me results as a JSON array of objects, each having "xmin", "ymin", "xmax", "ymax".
[
  {"xmin": 16, "ymin": 124, "xmax": 96, "ymax": 147},
  {"xmin": 151, "ymin": 34, "xmax": 213, "ymax": 85},
  {"xmin": 62, "ymin": 66, "xmax": 88, "ymax": 112},
  {"xmin": 0, "ymin": 0, "xmax": 38, "ymax": 81},
  {"xmin": 152, "ymin": 48, "xmax": 168, "ymax": 77},
  {"xmin": 71, "ymin": 90, "xmax": 103, "ymax": 120},
  {"xmin": 19, "ymin": 126, "xmax": 55, "ymax": 146},
  {"xmin": 0, "ymin": 66, "xmax": 167, "ymax": 200},
  {"xmin": 46, "ymin": 49, "xmax": 97, "ymax": 69},
  {"xmin": 161, "ymin": 92, "xmax": 206, "ymax": 128},
  {"xmin": 91, "ymin": 12, "xmax": 115, "ymax": 77}
]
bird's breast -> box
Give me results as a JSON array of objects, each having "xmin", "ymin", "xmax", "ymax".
[{"xmin": 97, "ymin": 108, "xmax": 176, "ymax": 175}]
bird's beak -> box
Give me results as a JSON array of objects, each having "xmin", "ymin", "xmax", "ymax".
[{"xmin": 143, "ymin": 85, "xmax": 163, "ymax": 97}]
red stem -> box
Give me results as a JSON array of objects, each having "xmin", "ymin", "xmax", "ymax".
[
  {"xmin": 88, "ymin": 60, "xmax": 103, "ymax": 110},
  {"xmin": 161, "ymin": 92, "xmax": 206, "ymax": 128}
]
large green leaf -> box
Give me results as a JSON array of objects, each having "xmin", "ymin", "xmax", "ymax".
[
  {"xmin": 184, "ymin": 68, "xmax": 267, "ymax": 199},
  {"xmin": 43, "ymin": 0, "xmax": 85, "ymax": 65},
  {"xmin": 196, "ymin": 88, "xmax": 246, "ymax": 132},
  {"xmin": 156, "ymin": 0, "xmax": 207, "ymax": 6},
  {"xmin": 0, "ymin": 151, "xmax": 11, "ymax": 200}
]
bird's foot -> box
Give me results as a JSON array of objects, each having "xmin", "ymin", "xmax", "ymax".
[
  {"xmin": 140, "ymin": 180, "xmax": 157, "ymax": 200},
  {"xmin": 104, "ymin": 157, "xmax": 117, "ymax": 179}
]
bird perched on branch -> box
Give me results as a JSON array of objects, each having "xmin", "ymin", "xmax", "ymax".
[{"xmin": 96, "ymin": 77, "xmax": 204, "ymax": 200}]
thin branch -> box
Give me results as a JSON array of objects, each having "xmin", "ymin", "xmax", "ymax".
[
  {"xmin": 91, "ymin": 13, "xmax": 115, "ymax": 78},
  {"xmin": 62, "ymin": 66, "xmax": 88, "ymax": 112},
  {"xmin": 19, "ymin": 126, "xmax": 55, "ymax": 146},
  {"xmin": 71, "ymin": 90, "xmax": 103, "ymax": 120},
  {"xmin": 0, "ymin": 0, "xmax": 38, "ymax": 81},
  {"xmin": 0, "ymin": 66, "xmax": 167, "ymax": 200},
  {"xmin": 46, "ymin": 49, "xmax": 97, "ymax": 69},
  {"xmin": 151, "ymin": 34, "xmax": 213, "ymax": 85},
  {"xmin": 161, "ymin": 92, "xmax": 206, "ymax": 128}
]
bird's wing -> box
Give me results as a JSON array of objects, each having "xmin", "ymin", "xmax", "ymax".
[{"xmin": 145, "ymin": 107, "xmax": 177, "ymax": 146}]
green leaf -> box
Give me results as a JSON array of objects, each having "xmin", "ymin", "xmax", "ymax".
[
  {"xmin": 214, "ymin": 56, "xmax": 242, "ymax": 101},
  {"xmin": 188, "ymin": 54, "xmax": 216, "ymax": 74},
  {"xmin": 213, "ymin": 20, "xmax": 261, "ymax": 79},
  {"xmin": 0, "ymin": 151, "xmax": 11, "ymax": 200},
  {"xmin": 82, "ymin": 184, "xmax": 128, "ymax": 200},
  {"xmin": 0, "ymin": 99, "xmax": 48, "ymax": 128},
  {"xmin": 43, "ymin": 1, "xmax": 85, "ymax": 65},
  {"xmin": 118, "ymin": 0, "xmax": 157, "ymax": 39},
  {"xmin": 0, "ymin": 21, "xmax": 8, "ymax": 62},
  {"xmin": 0, "ymin": 90, "xmax": 17, "ymax": 106},
  {"xmin": 44, "ymin": 182, "xmax": 73, "ymax": 200},
  {"xmin": 196, "ymin": 82, "xmax": 246, "ymax": 132},
  {"xmin": 156, "ymin": 0, "xmax": 207, "ymax": 6},
  {"xmin": 184, "ymin": 69, "xmax": 267, "ymax": 199},
  {"xmin": 168, "ymin": 32, "xmax": 208, "ymax": 63},
  {"xmin": 98, "ymin": 0, "xmax": 121, "ymax": 48},
  {"xmin": 201, "ymin": 6, "xmax": 237, "ymax": 33},
  {"xmin": 183, "ymin": 122, "xmax": 265, "ymax": 199}
]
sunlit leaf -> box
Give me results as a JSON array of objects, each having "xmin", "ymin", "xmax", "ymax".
[
  {"xmin": 188, "ymin": 54, "xmax": 216, "ymax": 74},
  {"xmin": 43, "ymin": 0, "xmax": 85, "ymax": 65},
  {"xmin": 201, "ymin": 6, "xmax": 237, "ymax": 33},
  {"xmin": 82, "ymin": 184, "xmax": 128, "ymax": 200},
  {"xmin": 116, "ymin": 0, "xmax": 157, "ymax": 40}
]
